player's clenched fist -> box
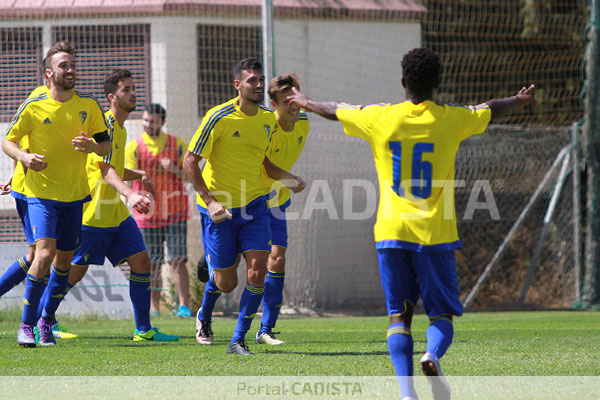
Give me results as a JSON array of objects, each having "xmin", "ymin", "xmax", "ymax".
[
  {"xmin": 207, "ymin": 200, "xmax": 232, "ymax": 223},
  {"xmin": 127, "ymin": 192, "xmax": 151, "ymax": 214},
  {"xmin": 21, "ymin": 153, "xmax": 47, "ymax": 171}
]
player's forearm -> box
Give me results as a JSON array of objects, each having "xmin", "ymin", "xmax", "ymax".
[
  {"xmin": 2, "ymin": 139, "xmax": 27, "ymax": 162},
  {"xmin": 486, "ymin": 95, "xmax": 534, "ymax": 119},
  {"xmin": 263, "ymin": 157, "xmax": 288, "ymax": 181},
  {"xmin": 100, "ymin": 163, "xmax": 133, "ymax": 198},
  {"xmin": 303, "ymin": 100, "xmax": 339, "ymax": 121},
  {"xmin": 183, "ymin": 151, "xmax": 216, "ymax": 205}
]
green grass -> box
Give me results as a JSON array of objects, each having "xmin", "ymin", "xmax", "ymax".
[{"xmin": 0, "ymin": 311, "xmax": 599, "ymax": 376}]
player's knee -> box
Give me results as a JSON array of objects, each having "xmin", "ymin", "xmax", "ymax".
[
  {"xmin": 132, "ymin": 256, "xmax": 152, "ymax": 275},
  {"xmin": 35, "ymin": 248, "xmax": 55, "ymax": 266},
  {"xmin": 268, "ymin": 253, "xmax": 286, "ymax": 272},
  {"xmin": 216, "ymin": 279, "xmax": 237, "ymax": 293}
]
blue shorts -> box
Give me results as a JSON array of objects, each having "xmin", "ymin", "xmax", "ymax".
[
  {"xmin": 15, "ymin": 198, "xmax": 34, "ymax": 245},
  {"xmin": 268, "ymin": 200, "xmax": 291, "ymax": 248},
  {"xmin": 199, "ymin": 196, "xmax": 271, "ymax": 269},
  {"xmin": 140, "ymin": 220, "xmax": 188, "ymax": 265},
  {"xmin": 27, "ymin": 197, "xmax": 86, "ymax": 252},
  {"xmin": 377, "ymin": 248, "xmax": 463, "ymax": 318},
  {"xmin": 72, "ymin": 216, "xmax": 146, "ymax": 266}
]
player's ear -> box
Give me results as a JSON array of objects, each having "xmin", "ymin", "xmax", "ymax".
[
  {"xmin": 233, "ymin": 79, "xmax": 240, "ymax": 91},
  {"xmin": 270, "ymin": 98, "xmax": 277, "ymax": 109},
  {"xmin": 401, "ymin": 77, "xmax": 407, "ymax": 89}
]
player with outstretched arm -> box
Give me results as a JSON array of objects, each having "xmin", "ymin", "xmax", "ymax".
[{"xmin": 287, "ymin": 48, "xmax": 536, "ymax": 400}]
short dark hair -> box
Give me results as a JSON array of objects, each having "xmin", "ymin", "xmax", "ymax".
[
  {"xmin": 234, "ymin": 57, "xmax": 262, "ymax": 79},
  {"xmin": 43, "ymin": 40, "xmax": 76, "ymax": 69},
  {"xmin": 145, "ymin": 103, "xmax": 167, "ymax": 122},
  {"xmin": 103, "ymin": 69, "xmax": 132, "ymax": 98},
  {"xmin": 268, "ymin": 73, "xmax": 300, "ymax": 103},
  {"xmin": 401, "ymin": 48, "xmax": 441, "ymax": 96}
]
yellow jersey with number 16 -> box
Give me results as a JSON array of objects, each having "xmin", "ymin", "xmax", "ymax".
[{"xmin": 336, "ymin": 100, "xmax": 491, "ymax": 251}]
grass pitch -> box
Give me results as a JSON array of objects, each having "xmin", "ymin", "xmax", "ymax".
[{"xmin": 0, "ymin": 311, "xmax": 598, "ymax": 376}]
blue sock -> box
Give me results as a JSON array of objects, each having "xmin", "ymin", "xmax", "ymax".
[
  {"xmin": 231, "ymin": 283, "xmax": 264, "ymax": 344},
  {"xmin": 0, "ymin": 256, "xmax": 30, "ymax": 297},
  {"xmin": 198, "ymin": 277, "xmax": 221, "ymax": 322},
  {"xmin": 65, "ymin": 282, "xmax": 74, "ymax": 296},
  {"xmin": 22, "ymin": 274, "xmax": 45, "ymax": 325},
  {"xmin": 129, "ymin": 271, "xmax": 151, "ymax": 333},
  {"xmin": 36, "ymin": 274, "xmax": 51, "ymax": 322},
  {"xmin": 41, "ymin": 265, "xmax": 71, "ymax": 321},
  {"xmin": 426, "ymin": 318, "xmax": 454, "ymax": 359},
  {"xmin": 260, "ymin": 270, "xmax": 285, "ymax": 334},
  {"xmin": 387, "ymin": 323, "xmax": 417, "ymax": 399}
]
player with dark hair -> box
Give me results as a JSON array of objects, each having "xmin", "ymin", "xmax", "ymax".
[
  {"xmin": 53, "ymin": 69, "xmax": 178, "ymax": 342},
  {"xmin": 0, "ymin": 84, "xmax": 77, "ymax": 340},
  {"xmin": 184, "ymin": 57, "xmax": 305, "ymax": 355},
  {"xmin": 254, "ymin": 72, "xmax": 310, "ymax": 345},
  {"xmin": 287, "ymin": 47, "xmax": 536, "ymax": 399},
  {"xmin": 2, "ymin": 40, "xmax": 111, "ymax": 347},
  {"xmin": 125, "ymin": 103, "xmax": 192, "ymax": 318}
]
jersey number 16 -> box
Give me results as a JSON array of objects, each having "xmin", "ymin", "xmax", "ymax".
[{"xmin": 389, "ymin": 141, "xmax": 434, "ymax": 199}]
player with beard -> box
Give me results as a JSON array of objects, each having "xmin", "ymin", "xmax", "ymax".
[
  {"xmin": 184, "ymin": 57, "xmax": 305, "ymax": 355},
  {"xmin": 3, "ymin": 41, "xmax": 110, "ymax": 347},
  {"xmin": 125, "ymin": 103, "xmax": 192, "ymax": 318},
  {"xmin": 49, "ymin": 69, "xmax": 179, "ymax": 343}
]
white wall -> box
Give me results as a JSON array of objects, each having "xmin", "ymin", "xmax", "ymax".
[{"xmin": 275, "ymin": 19, "xmax": 421, "ymax": 104}]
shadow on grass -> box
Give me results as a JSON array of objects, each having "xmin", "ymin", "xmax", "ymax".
[{"xmin": 261, "ymin": 349, "xmax": 390, "ymax": 356}]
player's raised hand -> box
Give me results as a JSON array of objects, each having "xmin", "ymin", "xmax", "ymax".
[
  {"xmin": 516, "ymin": 84, "xmax": 537, "ymax": 107},
  {"xmin": 208, "ymin": 200, "xmax": 232, "ymax": 223},
  {"xmin": 287, "ymin": 87, "xmax": 311, "ymax": 109},
  {"xmin": 21, "ymin": 153, "xmax": 47, "ymax": 171},
  {"xmin": 127, "ymin": 192, "xmax": 151, "ymax": 214}
]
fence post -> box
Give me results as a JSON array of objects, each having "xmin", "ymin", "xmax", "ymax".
[{"xmin": 583, "ymin": 0, "xmax": 600, "ymax": 308}]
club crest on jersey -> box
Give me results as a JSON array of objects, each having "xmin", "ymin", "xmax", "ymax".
[
  {"xmin": 264, "ymin": 125, "xmax": 271, "ymax": 136},
  {"xmin": 79, "ymin": 111, "xmax": 87, "ymax": 123}
]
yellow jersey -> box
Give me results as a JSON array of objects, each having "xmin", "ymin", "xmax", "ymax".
[
  {"xmin": 6, "ymin": 90, "xmax": 107, "ymax": 203},
  {"xmin": 262, "ymin": 111, "xmax": 310, "ymax": 208},
  {"xmin": 336, "ymin": 100, "xmax": 491, "ymax": 251},
  {"xmin": 82, "ymin": 110, "xmax": 130, "ymax": 228},
  {"xmin": 11, "ymin": 86, "xmax": 50, "ymax": 199},
  {"xmin": 188, "ymin": 97, "xmax": 277, "ymax": 209}
]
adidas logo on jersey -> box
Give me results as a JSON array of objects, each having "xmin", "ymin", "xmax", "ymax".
[
  {"xmin": 79, "ymin": 111, "xmax": 87, "ymax": 123},
  {"xmin": 43, "ymin": 117, "xmax": 51, "ymax": 124},
  {"xmin": 274, "ymin": 149, "xmax": 280, "ymax": 153},
  {"xmin": 298, "ymin": 136, "xmax": 303, "ymax": 145},
  {"xmin": 232, "ymin": 131, "xmax": 240, "ymax": 137}
]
